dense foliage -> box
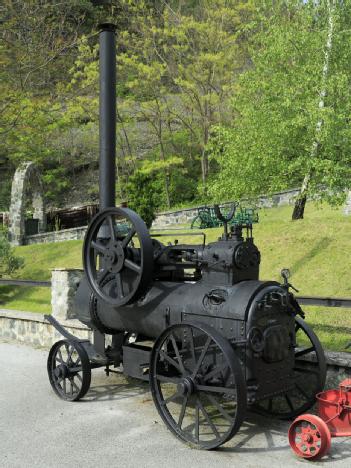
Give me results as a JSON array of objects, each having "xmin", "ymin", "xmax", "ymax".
[{"xmin": 0, "ymin": 1, "xmax": 350, "ymax": 216}]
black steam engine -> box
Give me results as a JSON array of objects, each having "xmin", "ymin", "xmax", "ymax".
[{"xmin": 45, "ymin": 23, "xmax": 326, "ymax": 450}]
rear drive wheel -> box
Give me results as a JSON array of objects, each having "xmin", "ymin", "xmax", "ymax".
[{"xmin": 150, "ymin": 322, "xmax": 246, "ymax": 449}]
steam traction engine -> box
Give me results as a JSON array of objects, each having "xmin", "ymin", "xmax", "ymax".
[
  {"xmin": 46, "ymin": 205, "xmax": 326, "ymax": 449},
  {"xmin": 45, "ymin": 23, "xmax": 326, "ymax": 450}
]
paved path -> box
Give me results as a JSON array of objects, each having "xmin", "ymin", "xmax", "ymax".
[{"xmin": 0, "ymin": 341, "xmax": 350, "ymax": 468}]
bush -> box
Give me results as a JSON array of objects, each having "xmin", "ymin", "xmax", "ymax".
[
  {"xmin": 0, "ymin": 230, "xmax": 25, "ymax": 277},
  {"xmin": 124, "ymin": 172, "xmax": 162, "ymax": 228}
]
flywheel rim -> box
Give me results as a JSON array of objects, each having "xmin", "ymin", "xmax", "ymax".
[{"xmin": 83, "ymin": 207, "xmax": 153, "ymax": 307}]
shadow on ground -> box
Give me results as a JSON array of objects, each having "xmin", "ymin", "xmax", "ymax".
[{"xmin": 83, "ymin": 370, "xmax": 351, "ymax": 464}]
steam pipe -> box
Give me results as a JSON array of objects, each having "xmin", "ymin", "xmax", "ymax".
[{"xmin": 99, "ymin": 23, "xmax": 116, "ymax": 210}]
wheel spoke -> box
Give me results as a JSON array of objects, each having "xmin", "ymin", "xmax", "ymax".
[
  {"xmin": 122, "ymin": 228, "xmax": 136, "ymax": 247},
  {"xmin": 53, "ymin": 367, "xmax": 61, "ymax": 378},
  {"xmin": 159, "ymin": 351, "xmax": 183, "ymax": 373},
  {"xmin": 170, "ymin": 334, "xmax": 186, "ymax": 375},
  {"xmin": 197, "ymin": 384, "xmax": 236, "ymax": 395},
  {"xmin": 71, "ymin": 378, "xmax": 80, "ymax": 393},
  {"xmin": 178, "ymin": 395, "xmax": 189, "ymax": 428},
  {"xmin": 156, "ymin": 374, "xmax": 181, "ymax": 384},
  {"xmin": 204, "ymin": 393, "xmax": 234, "ymax": 423},
  {"xmin": 57, "ymin": 349, "xmax": 63, "ymax": 364},
  {"xmin": 295, "ymin": 346, "xmax": 315, "ymax": 358},
  {"xmin": 197, "ymin": 398, "xmax": 220, "ymax": 439},
  {"xmin": 107, "ymin": 216, "xmax": 116, "ymax": 242},
  {"xmin": 285, "ymin": 394, "xmax": 294, "ymax": 412},
  {"xmin": 161, "ymin": 391, "xmax": 182, "ymax": 406},
  {"xmin": 68, "ymin": 366, "xmax": 82, "ymax": 374},
  {"xmin": 188, "ymin": 328, "xmax": 196, "ymax": 366},
  {"xmin": 64, "ymin": 342, "xmax": 72, "ymax": 363},
  {"xmin": 116, "ymin": 273, "xmax": 124, "ymax": 298},
  {"xmin": 191, "ymin": 336, "xmax": 212, "ymax": 379},
  {"xmin": 96, "ymin": 268, "xmax": 110, "ymax": 285},
  {"xmin": 203, "ymin": 363, "xmax": 228, "ymax": 383},
  {"xmin": 195, "ymin": 403, "xmax": 200, "ymax": 442},
  {"xmin": 295, "ymin": 383, "xmax": 309, "ymax": 400},
  {"xmin": 63, "ymin": 378, "xmax": 67, "ymax": 394},
  {"xmin": 294, "ymin": 366, "xmax": 320, "ymax": 376},
  {"xmin": 91, "ymin": 240, "xmax": 108, "ymax": 255},
  {"xmin": 124, "ymin": 259, "xmax": 141, "ymax": 274},
  {"xmin": 67, "ymin": 346, "xmax": 74, "ymax": 363}
]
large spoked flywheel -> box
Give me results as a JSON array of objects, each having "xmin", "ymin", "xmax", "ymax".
[{"xmin": 83, "ymin": 207, "xmax": 153, "ymax": 307}]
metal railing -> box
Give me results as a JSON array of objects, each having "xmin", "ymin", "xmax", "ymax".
[
  {"xmin": 297, "ymin": 296, "xmax": 351, "ymax": 308},
  {"xmin": 0, "ymin": 279, "xmax": 51, "ymax": 287}
]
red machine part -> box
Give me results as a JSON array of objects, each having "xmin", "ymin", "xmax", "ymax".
[
  {"xmin": 317, "ymin": 378, "xmax": 351, "ymax": 437},
  {"xmin": 289, "ymin": 380, "xmax": 351, "ymax": 460},
  {"xmin": 288, "ymin": 414, "xmax": 331, "ymax": 460}
]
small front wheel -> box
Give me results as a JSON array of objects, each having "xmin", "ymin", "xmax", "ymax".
[
  {"xmin": 47, "ymin": 340, "xmax": 91, "ymax": 401},
  {"xmin": 288, "ymin": 414, "xmax": 331, "ymax": 460}
]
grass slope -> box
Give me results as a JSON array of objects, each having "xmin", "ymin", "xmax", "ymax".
[{"xmin": 1, "ymin": 202, "xmax": 350, "ymax": 351}]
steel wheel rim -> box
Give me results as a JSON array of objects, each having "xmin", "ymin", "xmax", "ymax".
[
  {"xmin": 252, "ymin": 316, "xmax": 326, "ymax": 419},
  {"xmin": 47, "ymin": 340, "xmax": 91, "ymax": 401},
  {"xmin": 288, "ymin": 414, "xmax": 331, "ymax": 460},
  {"xmin": 150, "ymin": 322, "xmax": 246, "ymax": 449}
]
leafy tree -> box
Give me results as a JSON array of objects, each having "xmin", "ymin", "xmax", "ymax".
[
  {"xmin": 208, "ymin": 0, "xmax": 351, "ymax": 214},
  {"xmin": 149, "ymin": 0, "xmax": 254, "ymax": 192}
]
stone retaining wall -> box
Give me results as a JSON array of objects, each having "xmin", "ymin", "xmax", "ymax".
[
  {"xmin": 0, "ymin": 309, "xmax": 92, "ymax": 347},
  {"xmin": 25, "ymin": 226, "xmax": 87, "ymax": 244}
]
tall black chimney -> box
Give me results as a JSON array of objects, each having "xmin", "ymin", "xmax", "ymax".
[{"xmin": 98, "ymin": 23, "xmax": 116, "ymax": 210}]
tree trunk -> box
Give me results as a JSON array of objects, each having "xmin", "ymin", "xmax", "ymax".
[
  {"xmin": 164, "ymin": 172, "xmax": 171, "ymax": 209},
  {"xmin": 292, "ymin": 194, "xmax": 307, "ymax": 220},
  {"xmin": 292, "ymin": 0, "xmax": 335, "ymax": 220},
  {"xmin": 201, "ymin": 125, "xmax": 209, "ymax": 193}
]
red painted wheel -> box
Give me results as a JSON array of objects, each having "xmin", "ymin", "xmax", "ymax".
[{"xmin": 288, "ymin": 414, "xmax": 331, "ymax": 460}]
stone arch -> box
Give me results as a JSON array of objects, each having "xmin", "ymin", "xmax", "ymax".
[{"xmin": 9, "ymin": 162, "xmax": 46, "ymax": 245}]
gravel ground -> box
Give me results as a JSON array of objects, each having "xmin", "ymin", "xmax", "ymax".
[{"xmin": 0, "ymin": 340, "xmax": 350, "ymax": 468}]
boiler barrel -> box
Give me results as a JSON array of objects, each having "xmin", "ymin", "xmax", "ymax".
[{"xmin": 75, "ymin": 277, "xmax": 273, "ymax": 339}]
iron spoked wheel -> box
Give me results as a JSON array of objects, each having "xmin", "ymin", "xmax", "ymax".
[
  {"xmin": 253, "ymin": 317, "xmax": 326, "ymax": 419},
  {"xmin": 288, "ymin": 414, "xmax": 331, "ymax": 460},
  {"xmin": 83, "ymin": 207, "xmax": 153, "ymax": 307},
  {"xmin": 150, "ymin": 322, "xmax": 246, "ymax": 450},
  {"xmin": 190, "ymin": 215, "xmax": 204, "ymax": 230},
  {"xmin": 47, "ymin": 340, "xmax": 91, "ymax": 401}
]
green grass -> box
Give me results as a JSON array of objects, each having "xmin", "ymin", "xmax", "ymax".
[{"xmin": 1, "ymin": 202, "xmax": 350, "ymax": 351}]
